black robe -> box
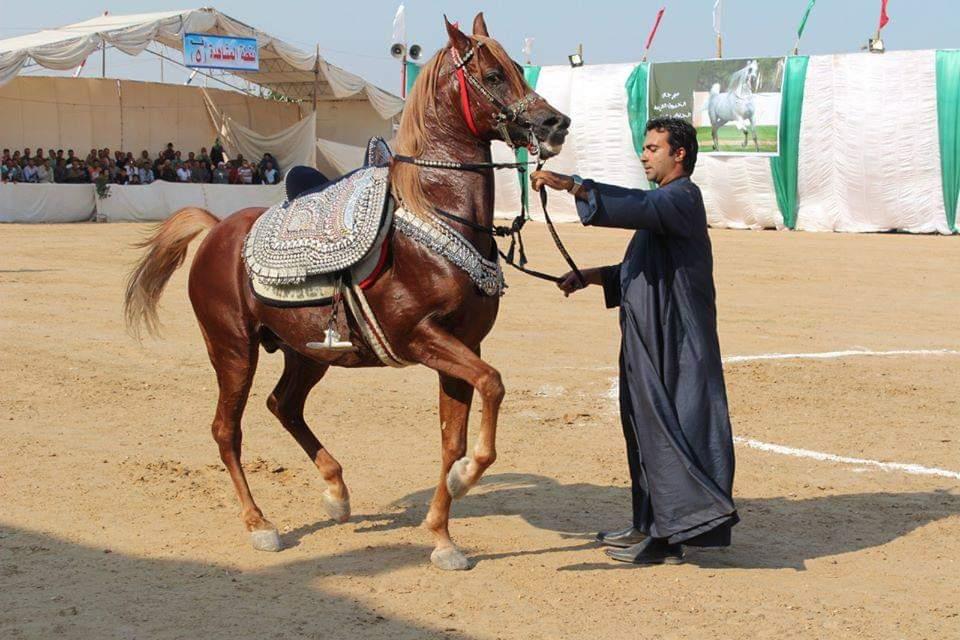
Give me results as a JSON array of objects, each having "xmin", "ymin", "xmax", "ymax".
[{"xmin": 576, "ymin": 176, "xmax": 739, "ymax": 547}]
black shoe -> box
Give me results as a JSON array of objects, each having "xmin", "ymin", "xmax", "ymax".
[
  {"xmin": 605, "ymin": 538, "xmax": 684, "ymax": 565},
  {"xmin": 596, "ymin": 526, "xmax": 648, "ymax": 549}
]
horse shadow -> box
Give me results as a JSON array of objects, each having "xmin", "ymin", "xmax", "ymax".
[
  {"xmin": 319, "ymin": 472, "xmax": 960, "ymax": 572},
  {"xmin": 0, "ymin": 523, "xmax": 475, "ymax": 639}
]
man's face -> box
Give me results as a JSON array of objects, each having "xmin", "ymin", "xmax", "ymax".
[{"xmin": 640, "ymin": 128, "xmax": 683, "ymax": 185}]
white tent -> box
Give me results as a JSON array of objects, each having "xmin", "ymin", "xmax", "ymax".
[{"xmin": 0, "ymin": 8, "xmax": 403, "ymax": 119}]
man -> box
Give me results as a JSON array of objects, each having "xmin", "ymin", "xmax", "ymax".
[
  {"xmin": 531, "ymin": 117, "xmax": 738, "ymax": 565},
  {"xmin": 176, "ymin": 161, "xmax": 192, "ymax": 183},
  {"xmin": 22, "ymin": 159, "xmax": 39, "ymax": 183},
  {"xmin": 212, "ymin": 161, "xmax": 230, "ymax": 184},
  {"xmin": 262, "ymin": 161, "xmax": 279, "ymax": 185}
]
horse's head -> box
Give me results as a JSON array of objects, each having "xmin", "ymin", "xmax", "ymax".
[
  {"xmin": 745, "ymin": 59, "xmax": 760, "ymax": 93},
  {"xmin": 441, "ymin": 14, "xmax": 570, "ymax": 159}
]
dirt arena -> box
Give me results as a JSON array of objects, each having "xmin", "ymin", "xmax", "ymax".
[{"xmin": 1, "ymin": 220, "xmax": 959, "ymax": 639}]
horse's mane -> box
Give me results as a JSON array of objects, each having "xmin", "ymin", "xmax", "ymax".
[{"xmin": 392, "ymin": 36, "xmax": 526, "ymax": 217}]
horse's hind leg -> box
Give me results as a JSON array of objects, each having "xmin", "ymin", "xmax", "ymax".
[
  {"xmin": 205, "ymin": 337, "xmax": 282, "ymax": 551},
  {"xmin": 267, "ymin": 348, "xmax": 350, "ymax": 523}
]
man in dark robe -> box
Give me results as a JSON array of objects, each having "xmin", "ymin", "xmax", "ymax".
[{"xmin": 531, "ymin": 117, "xmax": 738, "ymax": 565}]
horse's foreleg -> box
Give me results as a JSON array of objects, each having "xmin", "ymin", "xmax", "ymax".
[
  {"xmin": 712, "ymin": 125, "xmax": 720, "ymax": 151},
  {"xmin": 411, "ymin": 326, "xmax": 503, "ymax": 570},
  {"xmin": 206, "ymin": 339, "xmax": 281, "ymax": 551},
  {"xmin": 753, "ymin": 124, "xmax": 760, "ymax": 152},
  {"xmin": 423, "ymin": 373, "xmax": 472, "ymax": 570},
  {"xmin": 267, "ymin": 349, "xmax": 350, "ymax": 523}
]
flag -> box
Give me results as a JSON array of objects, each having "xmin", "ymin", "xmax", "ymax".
[
  {"xmin": 797, "ymin": 0, "xmax": 816, "ymax": 39},
  {"xmin": 645, "ymin": 7, "xmax": 666, "ymax": 51},
  {"xmin": 879, "ymin": 0, "xmax": 891, "ymax": 31},
  {"xmin": 522, "ymin": 37, "xmax": 535, "ymax": 60},
  {"xmin": 713, "ymin": 0, "xmax": 722, "ymax": 36},
  {"xmin": 392, "ymin": 4, "xmax": 405, "ymax": 43}
]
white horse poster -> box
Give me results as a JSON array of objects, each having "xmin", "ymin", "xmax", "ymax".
[{"xmin": 648, "ymin": 57, "xmax": 785, "ymax": 156}]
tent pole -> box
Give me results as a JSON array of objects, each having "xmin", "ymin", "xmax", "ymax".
[
  {"xmin": 313, "ymin": 44, "xmax": 319, "ymax": 114},
  {"xmin": 143, "ymin": 48, "xmax": 259, "ymax": 97}
]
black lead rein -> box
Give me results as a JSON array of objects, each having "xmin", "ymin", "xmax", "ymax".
[{"xmin": 392, "ymin": 154, "xmax": 584, "ymax": 286}]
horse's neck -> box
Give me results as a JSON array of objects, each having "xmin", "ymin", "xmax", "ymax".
[{"xmin": 424, "ymin": 137, "xmax": 493, "ymax": 229}]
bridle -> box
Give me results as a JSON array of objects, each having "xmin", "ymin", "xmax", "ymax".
[{"xmin": 393, "ymin": 39, "xmax": 584, "ymax": 287}]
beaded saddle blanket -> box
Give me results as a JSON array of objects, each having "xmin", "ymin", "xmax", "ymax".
[{"xmin": 244, "ymin": 165, "xmax": 392, "ymax": 286}]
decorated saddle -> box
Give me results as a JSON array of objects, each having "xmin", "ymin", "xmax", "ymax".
[{"xmin": 243, "ymin": 138, "xmax": 394, "ymax": 306}]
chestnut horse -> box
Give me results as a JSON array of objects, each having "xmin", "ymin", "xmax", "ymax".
[{"xmin": 123, "ymin": 14, "xmax": 570, "ymax": 570}]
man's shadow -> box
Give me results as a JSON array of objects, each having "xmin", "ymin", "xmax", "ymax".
[{"xmin": 317, "ymin": 472, "xmax": 960, "ymax": 571}]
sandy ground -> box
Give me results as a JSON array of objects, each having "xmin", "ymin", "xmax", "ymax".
[{"xmin": 1, "ymin": 221, "xmax": 959, "ymax": 639}]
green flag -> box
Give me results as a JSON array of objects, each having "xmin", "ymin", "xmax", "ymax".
[{"xmin": 797, "ymin": 0, "xmax": 816, "ymax": 39}]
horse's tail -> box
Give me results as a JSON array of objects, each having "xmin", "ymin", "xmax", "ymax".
[
  {"xmin": 123, "ymin": 207, "xmax": 220, "ymax": 339},
  {"xmin": 710, "ymin": 82, "xmax": 721, "ymax": 96}
]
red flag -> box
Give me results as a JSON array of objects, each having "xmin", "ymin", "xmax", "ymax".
[
  {"xmin": 878, "ymin": 0, "xmax": 890, "ymax": 30},
  {"xmin": 645, "ymin": 7, "xmax": 666, "ymax": 51}
]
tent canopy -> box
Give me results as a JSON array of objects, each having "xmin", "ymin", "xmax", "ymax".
[{"xmin": 0, "ymin": 7, "xmax": 403, "ymax": 119}]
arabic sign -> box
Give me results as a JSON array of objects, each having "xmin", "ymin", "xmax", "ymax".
[
  {"xmin": 647, "ymin": 57, "xmax": 784, "ymax": 156},
  {"xmin": 182, "ymin": 33, "xmax": 259, "ymax": 72}
]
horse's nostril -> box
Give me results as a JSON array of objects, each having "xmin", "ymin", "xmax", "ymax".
[{"xmin": 542, "ymin": 116, "xmax": 560, "ymax": 128}]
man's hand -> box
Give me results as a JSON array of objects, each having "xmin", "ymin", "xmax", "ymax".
[
  {"xmin": 556, "ymin": 267, "xmax": 604, "ymax": 297},
  {"xmin": 531, "ymin": 170, "xmax": 574, "ymax": 193}
]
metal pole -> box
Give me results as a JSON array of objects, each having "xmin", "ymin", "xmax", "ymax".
[
  {"xmin": 102, "ymin": 40, "xmax": 106, "ymax": 77},
  {"xmin": 401, "ymin": 52, "xmax": 407, "ymax": 99},
  {"xmin": 716, "ymin": 34, "xmax": 723, "ymax": 59},
  {"xmin": 313, "ymin": 44, "xmax": 320, "ymax": 112}
]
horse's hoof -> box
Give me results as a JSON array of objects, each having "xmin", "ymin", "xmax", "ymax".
[
  {"xmin": 322, "ymin": 489, "xmax": 351, "ymax": 524},
  {"xmin": 446, "ymin": 457, "xmax": 472, "ymax": 499},
  {"xmin": 250, "ymin": 528, "xmax": 282, "ymax": 552},
  {"xmin": 431, "ymin": 546, "xmax": 471, "ymax": 571}
]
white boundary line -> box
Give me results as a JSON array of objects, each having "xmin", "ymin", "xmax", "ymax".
[
  {"xmin": 722, "ymin": 348, "xmax": 960, "ymax": 364},
  {"xmin": 734, "ymin": 437, "xmax": 960, "ymax": 480},
  {"xmin": 604, "ymin": 348, "xmax": 960, "ymax": 481}
]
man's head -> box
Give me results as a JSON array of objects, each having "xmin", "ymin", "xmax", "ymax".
[{"xmin": 641, "ymin": 117, "xmax": 698, "ymax": 185}]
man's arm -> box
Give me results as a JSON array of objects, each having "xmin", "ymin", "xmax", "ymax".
[
  {"xmin": 557, "ymin": 264, "xmax": 622, "ymax": 308},
  {"xmin": 532, "ymin": 171, "xmax": 695, "ymax": 237}
]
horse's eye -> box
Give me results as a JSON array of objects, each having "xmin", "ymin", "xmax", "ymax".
[{"xmin": 484, "ymin": 71, "xmax": 504, "ymax": 85}]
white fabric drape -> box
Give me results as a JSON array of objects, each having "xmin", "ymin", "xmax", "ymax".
[
  {"xmin": 796, "ymin": 51, "xmax": 948, "ymax": 233},
  {"xmin": 95, "ymin": 182, "xmax": 283, "ymax": 222},
  {"xmin": 0, "ymin": 9, "xmax": 403, "ymax": 119},
  {"xmin": 202, "ymin": 89, "xmax": 317, "ymax": 171},
  {"xmin": 315, "ymin": 138, "xmax": 366, "ymax": 175},
  {"xmin": 696, "ymin": 156, "xmax": 784, "ymax": 229},
  {"xmin": 0, "ymin": 184, "xmax": 96, "ymax": 223}
]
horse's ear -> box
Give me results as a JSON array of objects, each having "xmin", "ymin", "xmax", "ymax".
[
  {"xmin": 472, "ymin": 12, "xmax": 489, "ymax": 37},
  {"xmin": 444, "ymin": 16, "xmax": 471, "ymax": 53}
]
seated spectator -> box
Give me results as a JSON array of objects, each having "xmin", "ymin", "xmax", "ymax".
[
  {"xmin": 160, "ymin": 160, "xmax": 177, "ymax": 182},
  {"xmin": 198, "ymin": 147, "xmax": 210, "ymax": 164},
  {"xmin": 238, "ymin": 160, "xmax": 254, "ymax": 185},
  {"xmin": 193, "ymin": 159, "xmax": 211, "ymax": 183},
  {"xmin": 162, "ymin": 143, "xmax": 176, "ymax": 162},
  {"xmin": 37, "ymin": 159, "xmax": 53, "ymax": 183},
  {"xmin": 1, "ymin": 161, "xmax": 8, "ymax": 182},
  {"xmin": 262, "ymin": 161, "xmax": 279, "ymax": 185},
  {"xmin": 23, "ymin": 159, "xmax": 39, "ymax": 183},
  {"xmin": 138, "ymin": 161, "xmax": 155, "ymax": 185},
  {"xmin": 128, "ymin": 172, "xmax": 141, "ymax": 185},
  {"xmin": 2, "ymin": 148, "xmax": 10, "ymax": 163},
  {"xmin": 228, "ymin": 162, "xmax": 240, "ymax": 185},
  {"xmin": 86, "ymin": 148, "xmax": 99, "ymax": 165},
  {"xmin": 88, "ymin": 163, "xmax": 102, "ymax": 183},
  {"xmin": 176, "ymin": 161, "xmax": 191, "ymax": 182},
  {"xmin": 22, "ymin": 148, "xmax": 32, "ymax": 165},
  {"xmin": 173, "ymin": 150, "xmax": 183, "ymax": 167},
  {"xmin": 260, "ymin": 152, "xmax": 280, "ymax": 174},
  {"xmin": 212, "ymin": 161, "xmax": 230, "ymax": 184},
  {"xmin": 139, "ymin": 149, "xmax": 150, "ymax": 163},
  {"xmin": 6, "ymin": 160, "xmax": 23, "ymax": 182},
  {"xmin": 115, "ymin": 166, "xmax": 129, "ymax": 185},
  {"xmin": 54, "ymin": 159, "xmax": 67, "ymax": 183}
]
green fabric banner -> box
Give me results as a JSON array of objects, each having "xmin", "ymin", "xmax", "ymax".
[
  {"xmin": 936, "ymin": 50, "xmax": 960, "ymax": 232},
  {"xmin": 515, "ymin": 65, "xmax": 542, "ymax": 215},
  {"xmin": 625, "ymin": 63, "xmax": 650, "ymax": 157},
  {"xmin": 624, "ymin": 63, "xmax": 655, "ymax": 189},
  {"xmin": 769, "ymin": 56, "xmax": 809, "ymax": 229},
  {"xmin": 797, "ymin": 0, "xmax": 816, "ymax": 39},
  {"xmin": 405, "ymin": 61, "xmax": 421, "ymax": 96}
]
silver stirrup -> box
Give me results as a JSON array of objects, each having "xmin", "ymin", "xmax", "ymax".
[{"xmin": 307, "ymin": 327, "xmax": 354, "ymax": 351}]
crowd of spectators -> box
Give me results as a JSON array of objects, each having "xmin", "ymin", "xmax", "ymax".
[{"xmin": 1, "ymin": 139, "xmax": 282, "ymax": 186}]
